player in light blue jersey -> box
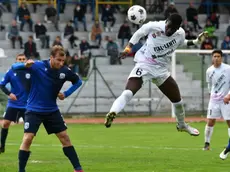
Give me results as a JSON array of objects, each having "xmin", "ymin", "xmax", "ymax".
[
  {"xmin": 0, "ymin": 54, "xmax": 30, "ymax": 154},
  {"xmin": 12, "ymin": 46, "xmax": 83, "ymax": 172}
]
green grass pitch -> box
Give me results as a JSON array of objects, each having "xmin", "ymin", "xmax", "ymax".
[{"xmin": 0, "ymin": 122, "xmax": 229, "ymax": 172}]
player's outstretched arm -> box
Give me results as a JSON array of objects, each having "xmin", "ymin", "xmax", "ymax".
[
  {"xmin": 12, "ymin": 59, "xmax": 35, "ymax": 70},
  {"xmin": 119, "ymin": 22, "xmax": 153, "ymax": 59},
  {"xmin": 184, "ymin": 31, "xmax": 208, "ymax": 46},
  {"xmin": 58, "ymin": 79, "xmax": 82, "ymax": 100}
]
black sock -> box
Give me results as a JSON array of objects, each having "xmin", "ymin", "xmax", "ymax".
[
  {"xmin": 18, "ymin": 150, "xmax": 31, "ymax": 172},
  {"xmin": 0, "ymin": 128, "xmax": 8, "ymax": 148},
  {"xmin": 63, "ymin": 146, "xmax": 82, "ymax": 170}
]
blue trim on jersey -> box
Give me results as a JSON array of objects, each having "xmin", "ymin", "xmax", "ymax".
[{"xmin": 64, "ymin": 79, "xmax": 82, "ymax": 98}]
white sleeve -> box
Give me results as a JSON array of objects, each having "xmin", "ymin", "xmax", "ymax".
[
  {"xmin": 206, "ymin": 69, "xmax": 212, "ymax": 93},
  {"xmin": 178, "ymin": 28, "xmax": 186, "ymax": 46},
  {"xmin": 129, "ymin": 22, "xmax": 157, "ymax": 45}
]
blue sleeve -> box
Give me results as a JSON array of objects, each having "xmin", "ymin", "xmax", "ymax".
[
  {"xmin": 12, "ymin": 61, "xmax": 39, "ymax": 71},
  {"xmin": 64, "ymin": 68, "xmax": 82, "ymax": 98},
  {"xmin": 12, "ymin": 62, "xmax": 26, "ymax": 70},
  {"xmin": 64, "ymin": 79, "xmax": 82, "ymax": 98},
  {"xmin": 0, "ymin": 70, "xmax": 11, "ymax": 95}
]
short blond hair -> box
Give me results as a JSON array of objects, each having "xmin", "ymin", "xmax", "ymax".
[{"xmin": 51, "ymin": 45, "xmax": 65, "ymax": 57}]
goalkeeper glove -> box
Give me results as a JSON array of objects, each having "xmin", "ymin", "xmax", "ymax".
[
  {"xmin": 193, "ymin": 31, "xmax": 208, "ymax": 45},
  {"xmin": 119, "ymin": 46, "xmax": 132, "ymax": 59}
]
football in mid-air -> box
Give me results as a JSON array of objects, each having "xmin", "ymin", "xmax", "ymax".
[{"xmin": 127, "ymin": 5, "xmax": 147, "ymax": 25}]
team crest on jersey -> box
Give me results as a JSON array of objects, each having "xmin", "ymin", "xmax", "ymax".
[
  {"xmin": 24, "ymin": 122, "xmax": 29, "ymax": 129},
  {"xmin": 152, "ymin": 31, "xmax": 164, "ymax": 38},
  {"xmin": 25, "ymin": 73, "xmax": 31, "ymax": 79},
  {"xmin": 59, "ymin": 73, "xmax": 65, "ymax": 79}
]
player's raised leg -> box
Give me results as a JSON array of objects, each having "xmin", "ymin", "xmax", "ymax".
[
  {"xmin": 0, "ymin": 119, "xmax": 10, "ymax": 153},
  {"xmin": 158, "ymin": 76, "xmax": 199, "ymax": 136},
  {"xmin": 104, "ymin": 77, "xmax": 143, "ymax": 128}
]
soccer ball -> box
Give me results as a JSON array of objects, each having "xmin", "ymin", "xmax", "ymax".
[{"xmin": 127, "ymin": 5, "xmax": 147, "ymax": 25}]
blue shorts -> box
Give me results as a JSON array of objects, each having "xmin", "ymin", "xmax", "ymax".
[
  {"xmin": 4, "ymin": 107, "xmax": 26, "ymax": 123},
  {"xmin": 24, "ymin": 110, "xmax": 67, "ymax": 135}
]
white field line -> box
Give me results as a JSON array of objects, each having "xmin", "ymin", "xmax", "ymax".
[{"xmin": 7, "ymin": 142, "xmax": 201, "ymax": 151}]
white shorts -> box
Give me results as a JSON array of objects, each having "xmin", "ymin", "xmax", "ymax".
[
  {"xmin": 207, "ymin": 101, "xmax": 230, "ymax": 120},
  {"xmin": 128, "ymin": 62, "xmax": 170, "ymax": 86}
]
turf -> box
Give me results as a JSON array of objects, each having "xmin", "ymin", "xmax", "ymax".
[{"xmin": 0, "ymin": 122, "xmax": 229, "ymax": 172}]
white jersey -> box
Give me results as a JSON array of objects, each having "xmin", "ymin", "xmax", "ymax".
[
  {"xmin": 130, "ymin": 21, "xmax": 185, "ymax": 66},
  {"xmin": 206, "ymin": 63, "xmax": 230, "ymax": 103}
]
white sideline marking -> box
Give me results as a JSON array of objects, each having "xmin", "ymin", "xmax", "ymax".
[
  {"xmin": 7, "ymin": 143, "xmax": 201, "ymax": 151},
  {"xmin": 31, "ymin": 160, "xmax": 43, "ymax": 163}
]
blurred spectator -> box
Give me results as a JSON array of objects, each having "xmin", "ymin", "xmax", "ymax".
[
  {"xmin": 73, "ymin": 4, "xmax": 87, "ymax": 31},
  {"xmin": 204, "ymin": 19, "xmax": 218, "ymax": 48},
  {"xmin": 208, "ymin": 12, "xmax": 220, "ymax": 29},
  {"xmin": 8, "ymin": 20, "xmax": 23, "ymax": 49},
  {"xmin": 91, "ymin": 20, "xmax": 102, "ymax": 46},
  {"xmin": 52, "ymin": 36, "xmax": 63, "ymax": 47},
  {"xmin": 64, "ymin": 21, "xmax": 78, "ymax": 48},
  {"xmin": 64, "ymin": 51, "xmax": 72, "ymax": 68},
  {"xmin": 186, "ymin": 2, "xmax": 202, "ymax": 32},
  {"xmin": 27, "ymin": 0, "xmax": 40, "ymax": 13},
  {"xmin": 107, "ymin": 37, "xmax": 121, "ymax": 65},
  {"xmin": 201, "ymin": 37, "xmax": 214, "ymax": 50},
  {"xmin": 2, "ymin": 0, "xmax": 11, "ymax": 12},
  {"xmin": 80, "ymin": 38, "xmax": 91, "ymax": 56},
  {"xmin": 24, "ymin": 36, "xmax": 40, "ymax": 60},
  {"xmin": 164, "ymin": 2, "xmax": 178, "ymax": 19},
  {"xmin": 69, "ymin": 53, "xmax": 81, "ymax": 73},
  {"xmin": 59, "ymin": 0, "xmax": 66, "ymax": 13},
  {"xmin": 78, "ymin": 54, "xmax": 90, "ymax": 80},
  {"xmin": 198, "ymin": 0, "xmax": 219, "ymax": 14},
  {"xmin": 151, "ymin": 0, "xmax": 164, "ymax": 14},
  {"xmin": 0, "ymin": 8, "xmax": 5, "ymax": 31},
  {"xmin": 89, "ymin": 0, "xmax": 95, "ymax": 21},
  {"xmin": 79, "ymin": 38, "xmax": 91, "ymax": 79},
  {"xmin": 34, "ymin": 20, "xmax": 50, "ymax": 48},
  {"xmin": 118, "ymin": 21, "xmax": 132, "ymax": 47},
  {"xmin": 45, "ymin": 3, "xmax": 59, "ymax": 31},
  {"xmin": 221, "ymin": 36, "xmax": 230, "ymax": 63},
  {"xmin": 101, "ymin": 4, "xmax": 116, "ymax": 32},
  {"xmin": 200, "ymin": 37, "xmax": 214, "ymax": 64},
  {"xmin": 17, "ymin": 2, "xmax": 33, "ymax": 32},
  {"xmin": 227, "ymin": 21, "xmax": 230, "ymax": 37},
  {"xmin": 80, "ymin": 0, "xmax": 87, "ymax": 13},
  {"xmin": 181, "ymin": 20, "xmax": 196, "ymax": 40}
]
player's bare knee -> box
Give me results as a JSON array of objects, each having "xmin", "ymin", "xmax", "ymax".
[
  {"xmin": 226, "ymin": 120, "xmax": 230, "ymax": 127},
  {"xmin": 125, "ymin": 77, "xmax": 142, "ymax": 95},
  {"xmin": 207, "ymin": 119, "xmax": 216, "ymax": 126},
  {"xmin": 22, "ymin": 133, "xmax": 34, "ymax": 147},
  {"xmin": 2, "ymin": 120, "xmax": 11, "ymax": 128},
  {"xmin": 57, "ymin": 132, "xmax": 72, "ymax": 146}
]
